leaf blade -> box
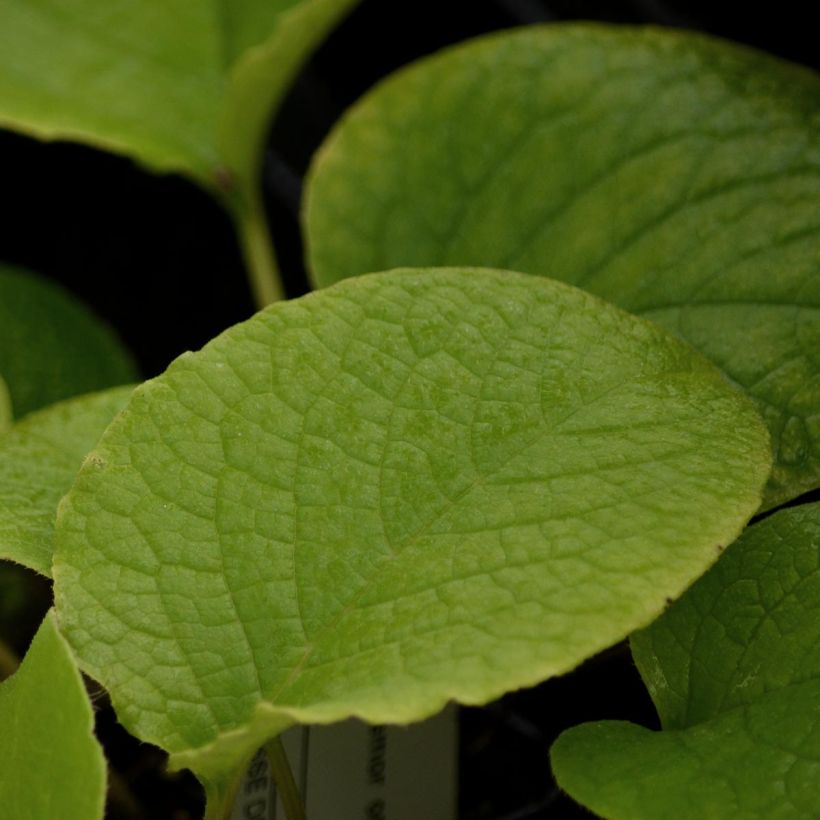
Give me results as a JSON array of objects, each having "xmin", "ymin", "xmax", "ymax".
[
  {"xmin": 0, "ymin": 610, "xmax": 106, "ymax": 820},
  {"xmin": 552, "ymin": 502, "xmax": 820, "ymax": 818},
  {"xmin": 53, "ymin": 269, "xmax": 770, "ymax": 784},
  {"xmin": 0, "ymin": 265, "xmax": 136, "ymax": 419},
  {"xmin": 0, "ymin": 386, "xmax": 133, "ymax": 576},
  {"xmin": 304, "ymin": 24, "xmax": 820, "ymax": 508}
]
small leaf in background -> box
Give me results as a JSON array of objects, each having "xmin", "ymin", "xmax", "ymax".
[
  {"xmin": 551, "ymin": 502, "xmax": 820, "ymax": 819},
  {"xmin": 54, "ymin": 268, "xmax": 769, "ymax": 794},
  {"xmin": 304, "ymin": 24, "xmax": 820, "ymax": 510},
  {"xmin": 0, "ymin": 386, "xmax": 132, "ymax": 577},
  {"xmin": 0, "ymin": 610, "xmax": 106, "ymax": 820},
  {"xmin": 0, "ymin": 265, "xmax": 136, "ymax": 418}
]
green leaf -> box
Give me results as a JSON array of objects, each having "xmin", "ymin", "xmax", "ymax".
[
  {"xmin": 0, "ymin": 386, "xmax": 132, "ymax": 577},
  {"xmin": 53, "ymin": 268, "xmax": 770, "ymax": 792},
  {"xmin": 551, "ymin": 503, "xmax": 820, "ymax": 819},
  {"xmin": 0, "ymin": 0, "xmax": 356, "ymax": 185},
  {"xmin": 304, "ymin": 24, "xmax": 820, "ymax": 510},
  {"xmin": 0, "ymin": 265, "xmax": 136, "ymax": 418},
  {"xmin": 0, "ymin": 0, "xmax": 358, "ymax": 304},
  {"xmin": 0, "ymin": 610, "xmax": 106, "ymax": 820}
]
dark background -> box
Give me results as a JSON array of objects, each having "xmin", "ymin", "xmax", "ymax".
[{"xmin": 1, "ymin": 2, "xmax": 816, "ymax": 818}]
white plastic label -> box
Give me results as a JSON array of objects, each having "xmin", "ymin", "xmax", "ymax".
[{"xmin": 232, "ymin": 707, "xmax": 457, "ymax": 820}]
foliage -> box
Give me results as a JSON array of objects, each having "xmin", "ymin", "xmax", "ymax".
[
  {"xmin": 552, "ymin": 503, "xmax": 820, "ymax": 818},
  {"xmin": 0, "ymin": 8, "xmax": 817, "ymax": 820}
]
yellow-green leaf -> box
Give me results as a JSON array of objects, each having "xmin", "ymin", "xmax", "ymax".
[
  {"xmin": 53, "ymin": 268, "xmax": 769, "ymax": 794},
  {"xmin": 552, "ymin": 503, "xmax": 820, "ymax": 818},
  {"xmin": 305, "ymin": 24, "xmax": 820, "ymax": 509},
  {"xmin": 0, "ymin": 610, "xmax": 106, "ymax": 820},
  {"xmin": 0, "ymin": 386, "xmax": 132, "ymax": 576}
]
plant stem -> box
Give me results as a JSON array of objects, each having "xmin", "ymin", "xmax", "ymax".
[
  {"xmin": 237, "ymin": 193, "xmax": 286, "ymax": 310},
  {"xmin": 266, "ymin": 737, "xmax": 306, "ymax": 820},
  {"xmin": 0, "ymin": 637, "xmax": 19, "ymax": 680},
  {"xmin": 203, "ymin": 764, "xmax": 247, "ymax": 820}
]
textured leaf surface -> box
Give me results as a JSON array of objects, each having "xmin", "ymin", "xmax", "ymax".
[
  {"xmin": 0, "ymin": 386, "xmax": 132, "ymax": 576},
  {"xmin": 0, "ymin": 0, "xmax": 356, "ymax": 187},
  {"xmin": 0, "ymin": 610, "xmax": 106, "ymax": 820},
  {"xmin": 552, "ymin": 503, "xmax": 820, "ymax": 819},
  {"xmin": 304, "ymin": 24, "xmax": 820, "ymax": 509},
  {"xmin": 0, "ymin": 265, "xmax": 136, "ymax": 418},
  {"xmin": 53, "ymin": 268, "xmax": 770, "ymax": 786}
]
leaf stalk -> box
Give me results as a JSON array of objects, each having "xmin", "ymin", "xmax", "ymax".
[
  {"xmin": 266, "ymin": 736, "xmax": 306, "ymax": 820},
  {"xmin": 236, "ymin": 192, "xmax": 286, "ymax": 309}
]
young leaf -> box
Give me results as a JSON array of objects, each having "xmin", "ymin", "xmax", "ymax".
[
  {"xmin": 0, "ymin": 610, "xmax": 106, "ymax": 820},
  {"xmin": 551, "ymin": 503, "xmax": 820, "ymax": 818},
  {"xmin": 0, "ymin": 386, "xmax": 132, "ymax": 577},
  {"xmin": 0, "ymin": 264, "xmax": 136, "ymax": 418},
  {"xmin": 53, "ymin": 268, "xmax": 770, "ymax": 792},
  {"xmin": 304, "ymin": 24, "xmax": 820, "ymax": 510}
]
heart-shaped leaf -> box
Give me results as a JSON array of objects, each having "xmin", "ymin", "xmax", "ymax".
[
  {"xmin": 552, "ymin": 502, "xmax": 820, "ymax": 818},
  {"xmin": 0, "ymin": 610, "xmax": 106, "ymax": 820},
  {"xmin": 0, "ymin": 264, "xmax": 136, "ymax": 418},
  {"xmin": 0, "ymin": 386, "xmax": 132, "ymax": 576},
  {"xmin": 53, "ymin": 268, "xmax": 769, "ymax": 798},
  {"xmin": 0, "ymin": 0, "xmax": 358, "ymax": 304},
  {"xmin": 304, "ymin": 24, "xmax": 820, "ymax": 510}
]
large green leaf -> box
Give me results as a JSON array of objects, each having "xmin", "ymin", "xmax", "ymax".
[
  {"xmin": 0, "ymin": 265, "xmax": 136, "ymax": 418},
  {"xmin": 0, "ymin": 610, "xmax": 106, "ymax": 820},
  {"xmin": 53, "ymin": 268, "xmax": 769, "ymax": 799},
  {"xmin": 304, "ymin": 24, "xmax": 820, "ymax": 510},
  {"xmin": 0, "ymin": 386, "xmax": 132, "ymax": 577},
  {"xmin": 552, "ymin": 503, "xmax": 820, "ymax": 818}
]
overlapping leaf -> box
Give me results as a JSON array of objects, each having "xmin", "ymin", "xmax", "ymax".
[
  {"xmin": 0, "ymin": 610, "xmax": 106, "ymax": 820},
  {"xmin": 552, "ymin": 503, "xmax": 820, "ymax": 818},
  {"xmin": 0, "ymin": 265, "xmax": 136, "ymax": 418},
  {"xmin": 0, "ymin": 386, "xmax": 132, "ymax": 576},
  {"xmin": 304, "ymin": 24, "xmax": 820, "ymax": 509},
  {"xmin": 54, "ymin": 268, "xmax": 769, "ymax": 793}
]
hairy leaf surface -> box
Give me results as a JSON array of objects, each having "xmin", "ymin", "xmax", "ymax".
[
  {"xmin": 0, "ymin": 386, "xmax": 132, "ymax": 576},
  {"xmin": 552, "ymin": 503, "xmax": 820, "ymax": 818},
  {"xmin": 305, "ymin": 24, "xmax": 820, "ymax": 509},
  {"xmin": 0, "ymin": 610, "xmax": 105, "ymax": 820},
  {"xmin": 53, "ymin": 268, "xmax": 769, "ymax": 788},
  {"xmin": 0, "ymin": 265, "xmax": 136, "ymax": 418}
]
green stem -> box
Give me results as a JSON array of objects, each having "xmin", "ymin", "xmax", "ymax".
[
  {"xmin": 237, "ymin": 193, "xmax": 286, "ymax": 310},
  {"xmin": 266, "ymin": 737, "xmax": 306, "ymax": 820},
  {"xmin": 203, "ymin": 765, "xmax": 247, "ymax": 820},
  {"xmin": 0, "ymin": 637, "xmax": 19, "ymax": 680}
]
